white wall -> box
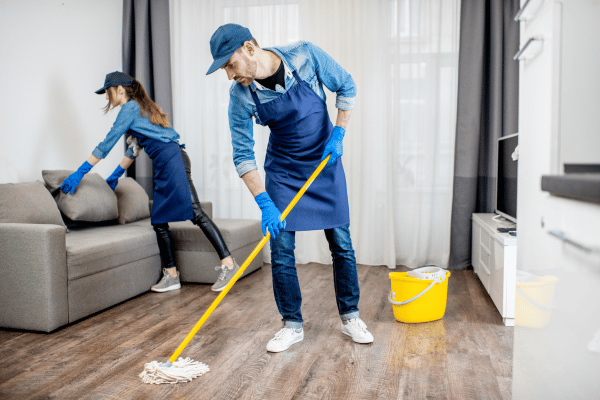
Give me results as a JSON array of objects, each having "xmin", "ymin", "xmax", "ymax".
[{"xmin": 0, "ymin": 0, "xmax": 123, "ymax": 184}]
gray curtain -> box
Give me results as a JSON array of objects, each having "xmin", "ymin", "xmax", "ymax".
[
  {"xmin": 448, "ymin": 0, "xmax": 520, "ymax": 270},
  {"xmin": 122, "ymin": 0, "xmax": 173, "ymax": 199}
]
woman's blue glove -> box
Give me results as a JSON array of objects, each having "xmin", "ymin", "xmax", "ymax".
[
  {"xmin": 321, "ymin": 126, "xmax": 345, "ymax": 166},
  {"xmin": 60, "ymin": 161, "xmax": 93, "ymax": 194},
  {"xmin": 254, "ymin": 192, "xmax": 286, "ymax": 237},
  {"xmin": 106, "ymin": 165, "xmax": 126, "ymax": 191}
]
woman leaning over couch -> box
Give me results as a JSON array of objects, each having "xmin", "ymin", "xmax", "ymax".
[{"xmin": 60, "ymin": 71, "xmax": 240, "ymax": 293}]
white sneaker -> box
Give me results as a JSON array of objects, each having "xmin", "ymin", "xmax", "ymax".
[
  {"xmin": 266, "ymin": 327, "xmax": 304, "ymax": 353},
  {"xmin": 341, "ymin": 318, "xmax": 374, "ymax": 343}
]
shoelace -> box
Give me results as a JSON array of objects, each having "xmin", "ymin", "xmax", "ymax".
[
  {"xmin": 160, "ymin": 269, "xmax": 170, "ymax": 283},
  {"xmin": 348, "ymin": 318, "xmax": 367, "ymax": 332},
  {"xmin": 161, "ymin": 273, "xmax": 177, "ymax": 283},
  {"xmin": 215, "ymin": 265, "xmax": 228, "ymax": 281},
  {"xmin": 272, "ymin": 328, "xmax": 295, "ymax": 342}
]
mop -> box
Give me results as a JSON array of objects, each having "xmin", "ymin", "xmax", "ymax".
[{"xmin": 140, "ymin": 155, "xmax": 331, "ymax": 384}]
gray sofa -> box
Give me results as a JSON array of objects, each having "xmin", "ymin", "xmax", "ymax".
[{"xmin": 0, "ymin": 177, "xmax": 263, "ymax": 333}]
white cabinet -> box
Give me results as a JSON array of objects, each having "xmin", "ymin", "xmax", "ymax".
[
  {"xmin": 471, "ymin": 213, "xmax": 517, "ymax": 326},
  {"xmin": 514, "ymin": 194, "xmax": 600, "ymax": 399},
  {"xmin": 513, "ymin": 0, "xmax": 600, "ymax": 398}
]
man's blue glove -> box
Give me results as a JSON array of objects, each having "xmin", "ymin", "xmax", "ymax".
[
  {"xmin": 106, "ymin": 165, "xmax": 126, "ymax": 191},
  {"xmin": 321, "ymin": 126, "xmax": 345, "ymax": 166},
  {"xmin": 254, "ymin": 192, "xmax": 286, "ymax": 237},
  {"xmin": 60, "ymin": 161, "xmax": 93, "ymax": 195}
]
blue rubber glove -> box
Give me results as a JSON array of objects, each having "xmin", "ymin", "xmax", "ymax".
[
  {"xmin": 106, "ymin": 165, "xmax": 126, "ymax": 191},
  {"xmin": 60, "ymin": 161, "xmax": 93, "ymax": 195},
  {"xmin": 321, "ymin": 126, "xmax": 345, "ymax": 166},
  {"xmin": 254, "ymin": 192, "xmax": 286, "ymax": 237}
]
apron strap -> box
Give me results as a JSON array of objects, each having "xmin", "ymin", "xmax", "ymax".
[
  {"xmin": 249, "ymin": 86, "xmax": 261, "ymax": 105},
  {"xmin": 291, "ymin": 69, "xmax": 301, "ymax": 83}
]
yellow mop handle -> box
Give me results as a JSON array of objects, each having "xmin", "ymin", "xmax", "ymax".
[{"xmin": 168, "ymin": 154, "xmax": 331, "ymax": 364}]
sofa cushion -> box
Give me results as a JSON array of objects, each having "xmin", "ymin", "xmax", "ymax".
[
  {"xmin": 114, "ymin": 177, "xmax": 150, "ymax": 224},
  {"xmin": 169, "ymin": 218, "xmax": 263, "ymax": 252},
  {"xmin": 65, "ymin": 220, "xmax": 159, "ymax": 280},
  {"xmin": 43, "ymin": 170, "xmax": 118, "ymax": 222},
  {"xmin": 0, "ymin": 181, "xmax": 66, "ymax": 227}
]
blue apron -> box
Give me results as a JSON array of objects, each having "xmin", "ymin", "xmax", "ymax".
[
  {"xmin": 250, "ymin": 70, "xmax": 350, "ymax": 231},
  {"xmin": 128, "ymin": 130, "xmax": 194, "ymax": 225}
]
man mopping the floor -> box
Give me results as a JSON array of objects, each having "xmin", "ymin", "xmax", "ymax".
[{"xmin": 206, "ymin": 23, "xmax": 374, "ymax": 352}]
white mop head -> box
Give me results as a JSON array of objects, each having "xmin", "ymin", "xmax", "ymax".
[{"xmin": 139, "ymin": 357, "xmax": 210, "ymax": 384}]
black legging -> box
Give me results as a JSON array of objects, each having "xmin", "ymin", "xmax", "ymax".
[{"xmin": 153, "ymin": 147, "xmax": 231, "ymax": 269}]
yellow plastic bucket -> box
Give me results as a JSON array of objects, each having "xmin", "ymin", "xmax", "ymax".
[
  {"xmin": 388, "ymin": 268, "xmax": 451, "ymax": 323},
  {"xmin": 515, "ymin": 271, "xmax": 557, "ymax": 329}
]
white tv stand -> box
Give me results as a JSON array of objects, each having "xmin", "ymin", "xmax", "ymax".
[{"xmin": 471, "ymin": 213, "xmax": 517, "ymax": 326}]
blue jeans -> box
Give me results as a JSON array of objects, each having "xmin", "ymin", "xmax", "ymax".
[{"xmin": 270, "ymin": 224, "xmax": 360, "ymax": 329}]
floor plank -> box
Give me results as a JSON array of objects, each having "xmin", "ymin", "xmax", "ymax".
[{"xmin": 0, "ymin": 264, "xmax": 513, "ymax": 400}]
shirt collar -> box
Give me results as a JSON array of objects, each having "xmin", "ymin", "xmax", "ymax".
[{"xmin": 252, "ymin": 49, "xmax": 293, "ymax": 91}]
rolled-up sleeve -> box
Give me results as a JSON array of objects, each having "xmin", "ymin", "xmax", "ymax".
[
  {"xmin": 308, "ymin": 43, "xmax": 356, "ymax": 111},
  {"xmin": 229, "ymin": 94, "xmax": 257, "ymax": 177},
  {"xmin": 92, "ymin": 103, "xmax": 135, "ymax": 159}
]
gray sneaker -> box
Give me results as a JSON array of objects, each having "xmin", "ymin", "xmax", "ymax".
[
  {"xmin": 211, "ymin": 261, "xmax": 240, "ymax": 292},
  {"xmin": 151, "ymin": 269, "xmax": 181, "ymax": 292}
]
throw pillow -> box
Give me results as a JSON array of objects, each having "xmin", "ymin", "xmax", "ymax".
[
  {"xmin": 42, "ymin": 170, "xmax": 118, "ymax": 222},
  {"xmin": 0, "ymin": 181, "xmax": 67, "ymax": 227},
  {"xmin": 114, "ymin": 177, "xmax": 150, "ymax": 224}
]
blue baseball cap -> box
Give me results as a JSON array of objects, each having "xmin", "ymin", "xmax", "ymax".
[
  {"xmin": 206, "ymin": 24, "xmax": 253, "ymax": 75},
  {"xmin": 95, "ymin": 71, "xmax": 134, "ymax": 94}
]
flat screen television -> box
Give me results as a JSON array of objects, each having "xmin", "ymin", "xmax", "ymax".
[{"xmin": 494, "ymin": 133, "xmax": 518, "ymax": 223}]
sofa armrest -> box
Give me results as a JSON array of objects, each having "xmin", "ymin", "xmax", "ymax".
[{"xmin": 0, "ymin": 223, "xmax": 69, "ymax": 332}]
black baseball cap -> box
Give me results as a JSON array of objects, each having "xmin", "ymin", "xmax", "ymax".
[
  {"xmin": 206, "ymin": 24, "xmax": 253, "ymax": 75},
  {"xmin": 95, "ymin": 71, "xmax": 134, "ymax": 94}
]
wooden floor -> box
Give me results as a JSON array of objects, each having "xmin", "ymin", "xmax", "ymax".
[{"xmin": 0, "ymin": 264, "xmax": 513, "ymax": 400}]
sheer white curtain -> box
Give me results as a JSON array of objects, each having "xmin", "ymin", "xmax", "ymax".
[{"xmin": 170, "ymin": 0, "xmax": 460, "ymax": 268}]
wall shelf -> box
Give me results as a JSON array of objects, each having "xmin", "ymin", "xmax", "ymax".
[{"xmin": 541, "ymin": 173, "xmax": 600, "ymax": 204}]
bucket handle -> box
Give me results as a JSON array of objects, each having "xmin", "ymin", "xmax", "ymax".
[
  {"xmin": 516, "ymin": 286, "xmax": 555, "ymax": 310},
  {"xmin": 388, "ymin": 280, "xmax": 437, "ymax": 306}
]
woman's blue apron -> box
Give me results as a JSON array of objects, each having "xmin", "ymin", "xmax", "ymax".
[
  {"xmin": 127, "ymin": 130, "xmax": 194, "ymax": 225},
  {"xmin": 250, "ymin": 70, "xmax": 350, "ymax": 231}
]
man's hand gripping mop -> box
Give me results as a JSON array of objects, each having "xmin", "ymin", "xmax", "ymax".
[{"xmin": 140, "ymin": 155, "xmax": 332, "ymax": 384}]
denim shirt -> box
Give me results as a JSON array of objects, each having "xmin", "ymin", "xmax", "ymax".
[
  {"xmin": 92, "ymin": 100, "xmax": 181, "ymax": 160},
  {"xmin": 228, "ymin": 41, "xmax": 356, "ymax": 177}
]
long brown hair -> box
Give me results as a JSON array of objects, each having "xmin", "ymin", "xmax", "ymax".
[{"xmin": 104, "ymin": 79, "xmax": 170, "ymax": 128}]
